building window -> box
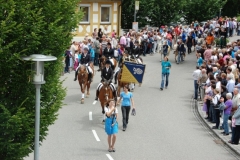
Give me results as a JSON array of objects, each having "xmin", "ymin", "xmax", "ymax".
[
  {"xmin": 101, "ymin": 5, "xmax": 111, "ymax": 24},
  {"xmin": 80, "ymin": 4, "xmax": 90, "ymax": 24}
]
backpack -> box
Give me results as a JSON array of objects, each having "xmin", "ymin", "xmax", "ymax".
[
  {"xmin": 149, "ymin": 37, "xmax": 154, "ymax": 44},
  {"xmin": 210, "ymin": 96, "xmax": 220, "ymax": 109},
  {"xmin": 94, "ymin": 41, "xmax": 100, "ymax": 49}
]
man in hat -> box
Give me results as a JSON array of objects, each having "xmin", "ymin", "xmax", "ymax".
[
  {"xmin": 74, "ymin": 47, "xmax": 92, "ymax": 81},
  {"xmin": 131, "ymin": 41, "xmax": 140, "ymax": 55},
  {"xmin": 95, "ymin": 60, "xmax": 117, "ymax": 101},
  {"xmin": 103, "ymin": 42, "xmax": 114, "ymax": 58},
  {"xmin": 103, "ymin": 42, "xmax": 115, "ymax": 70}
]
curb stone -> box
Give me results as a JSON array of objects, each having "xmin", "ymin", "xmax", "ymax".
[{"xmin": 196, "ymin": 100, "xmax": 240, "ymax": 157}]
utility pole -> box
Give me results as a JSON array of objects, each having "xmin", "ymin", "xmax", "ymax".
[{"xmin": 133, "ymin": 1, "xmax": 139, "ymax": 32}]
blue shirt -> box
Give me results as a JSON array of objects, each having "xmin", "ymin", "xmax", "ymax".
[
  {"xmin": 90, "ymin": 48, "xmax": 95, "ymax": 58},
  {"xmin": 192, "ymin": 33, "xmax": 196, "ymax": 39},
  {"xmin": 78, "ymin": 54, "xmax": 81, "ymax": 63},
  {"xmin": 226, "ymin": 80, "xmax": 235, "ymax": 93},
  {"xmin": 182, "ymin": 33, "xmax": 186, "ymax": 41},
  {"xmin": 120, "ymin": 92, "xmax": 133, "ymax": 107},
  {"xmin": 161, "ymin": 61, "xmax": 171, "ymax": 74},
  {"xmin": 197, "ymin": 57, "xmax": 203, "ymax": 66}
]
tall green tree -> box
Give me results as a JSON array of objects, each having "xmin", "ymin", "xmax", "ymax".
[
  {"xmin": 0, "ymin": 0, "xmax": 82, "ymax": 159},
  {"xmin": 221, "ymin": 0, "xmax": 240, "ymax": 17},
  {"xmin": 121, "ymin": 0, "xmax": 186, "ymax": 29},
  {"xmin": 182, "ymin": 0, "xmax": 227, "ymax": 24}
]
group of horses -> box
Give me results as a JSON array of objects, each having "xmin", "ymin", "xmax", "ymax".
[{"xmin": 77, "ymin": 53, "xmax": 143, "ymax": 122}]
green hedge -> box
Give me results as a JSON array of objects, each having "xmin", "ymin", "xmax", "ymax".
[
  {"xmin": 0, "ymin": 0, "xmax": 82, "ymax": 159},
  {"xmin": 215, "ymin": 38, "xmax": 229, "ymax": 47}
]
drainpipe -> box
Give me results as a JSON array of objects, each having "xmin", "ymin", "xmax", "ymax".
[{"xmin": 118, "ymin": 0, "xmax": 122, "ymax": 36}]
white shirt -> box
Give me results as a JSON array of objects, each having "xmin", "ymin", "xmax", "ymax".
[
  {"xmin": 231, "ymin": 64, "xmax": 237, "ymax": 74},
  {"xmin": 161, "ymin": 32, "xmax": 167, "ymax": 38},
  {"xmin": 74, "ymin": 54, "xmax": 79, "ymax": 61},
  {"xmin": 212, "ymin": 94, "xmax": 221, "ymax": 105},
  {"xmin": 205, "ymin": 86, "xmax": 212, "ymax": 94},
  {"xmin": 232, "ymin": 93, "xmax": 240, "ymax": 108},
  {"xmin": 126, "ymin": 37, "xmax": 130, "ymax": 47},
  {"xmin": 111, "ymin": 38, "xmax": 118, "ymax": 49},
  {"xmin": 211, "ymin": 55, "xmax": 218, "ymax": 64},
  {"xmin": 226, "ymin": 21, "xmax": 229, "ymax": 27},
  {"xmin": 206, "ymin": 78, "xmax": 210, "ymax": 85},
  {"xmin": 216, "ymin": 81, "xmax": 221, "ymax": 90},
  {"xmin": 192, "ymin": 69, "xmax": 201, "ymax": 80},
  {"xmin": 70, "ymin": 44, "xmax": 77, "ymax": 55},
  {"xmin": 227, "ymin": 72, "xmax": 235, "ymax": 82},
  {"xmin": 233, "ymin": 21, "xmax": 237, "ymax": 28},
  {"xmin": 143, "ymin": 34, "xmax": 148, "ymax": 40},
  {"xmin": 104, "ymin": 107, "xmax": 118, "ymax": 114},
  {"xmin": 103, "ymin": 29, "xmax": 109, "ymax": 37}
]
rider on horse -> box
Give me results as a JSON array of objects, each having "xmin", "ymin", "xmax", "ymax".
[
  {"xmin": 103, "ymin": 42, "xmax": 115, "ymax": 71},
  {"xmin": 95, "ymin": 60, "xmax": 117, "ymax": 101},
  {"xmin": 74, "ymin": 47, "xmax": 93, "ymax": 82}
]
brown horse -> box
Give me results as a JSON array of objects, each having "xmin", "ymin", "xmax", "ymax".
[
  {"xmin": 98, "ymin": 80, "xmax": 114, "ymax": 122},
  {"xmin": 78, "ymin": 64, "xmax": 94, "ymax": 104},
  {"xmin": 99, "ymin": 56, "xmax": 117, "ymax": 72}
]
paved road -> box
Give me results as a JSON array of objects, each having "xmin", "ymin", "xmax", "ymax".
[{"xmin": 25, "ymin": 41, "xmax": 238, "ymax": 160}]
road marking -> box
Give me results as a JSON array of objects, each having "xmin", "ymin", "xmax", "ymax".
[
  {"xmin": 106, "ymin": 154, "xmax": 114, "ymax": 160},
  {"xmin": 93, "ymin": 100, "xmax": 97, "ymax": 105},
  {"xmin": 89, "ymin": 111, "xmax": 92, "ymax": 121},
  {"xmin": 92, "ymin": 130, "xmax": 100, "ymax": 141}
]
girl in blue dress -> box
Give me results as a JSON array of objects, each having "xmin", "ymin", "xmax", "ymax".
[{"xmin": 105, "ymin": 99, "xmax": 118, "ymax": 152}]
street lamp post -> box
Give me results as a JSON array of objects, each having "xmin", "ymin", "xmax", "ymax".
[
  {"xmin": 22, "ymin": 54, "xmax": 57, "ymax": 160},
  {"xmin": 132, "ymin": 1, "xmax": 139, "ymax": 32}
]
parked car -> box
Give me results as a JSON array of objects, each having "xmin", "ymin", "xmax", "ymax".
[{"xmin": 200, "ymin": 21, "xmax": 207, "ymax": 27}]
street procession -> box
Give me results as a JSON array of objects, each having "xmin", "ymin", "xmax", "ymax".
[{"xmin": 2, "ymin": 0, "xmax": 240, "ymax": 160}]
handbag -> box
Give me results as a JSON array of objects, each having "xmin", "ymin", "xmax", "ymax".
[
  {"xmin": 218, "ymin": 102, "xmax": 225, "ymax": 111},
  {"xmin": 131, "ymin": 108, "xmax": 136, "ymax": 116}
]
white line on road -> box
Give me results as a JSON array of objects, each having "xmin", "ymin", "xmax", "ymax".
[
  {"xmin": 89, "ymin": 111, "xmax": 92, "ymax": 121},
  {"xmin": 106, "ymin": 154, "xmax": 114, "ymax": 160},
  {"xmin": 92, "ymin": 130, "xmax": 100, "ymax": 141},
  {"xmin": 92, "ymin": 100, "xmax": 97, "ymax": 105}
]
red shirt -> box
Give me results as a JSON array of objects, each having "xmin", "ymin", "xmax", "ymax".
[
  {"xmin": 174, "ymin": 27, "xmax": 180, "ymax": 36},
  {"xmin": 166, "ymin": 33, "xmax": 172, "ymax": 42},
  {"xmin": 218, "ymin": 58, "xmax": 224, "ymax": 66}
]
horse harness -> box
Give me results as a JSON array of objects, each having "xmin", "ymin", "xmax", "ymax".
[{"xmin": 78, "ymin": 67, "xmax": 88, "ymax": 83}]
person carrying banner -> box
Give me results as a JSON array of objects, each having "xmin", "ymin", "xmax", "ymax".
[{"xmin": 95, "ymin": 60, "xmax": 117, "ymax": 101}]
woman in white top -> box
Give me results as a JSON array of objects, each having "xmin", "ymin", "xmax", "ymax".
[
  {"xmin": 216, "ymin": 76, "xmax": 222, "ymax": 91},
  {"xmin": 208, "ymin": 88, "xmax": 221, "ymax": 123},
  {"xmin": 210, "ymin": 51, "xmax": 218, "ymax": 64},
  {"xmin": 105, "ymin": 99, "xmax": 118, "ymax": 152}
]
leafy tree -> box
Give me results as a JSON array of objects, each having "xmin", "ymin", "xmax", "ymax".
[
  {"xmin": 221, "ymin": 0, "xmax": 240, "ymax": 17},
  {"xmin": 121, "ymin": 0, "xmax": 186, "ymax": 29},
  {"xmin": 0, "ymin": 0, "xmax": 82, "ymax": 159},
  {"xmin": 182, "ymin": 0, "xmax": 227, "ymax": 24}
]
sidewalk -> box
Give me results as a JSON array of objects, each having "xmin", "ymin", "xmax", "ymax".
[
  {"xmin": 197, "ymin": 101, "xmax": 240, "ymax": 155},
  {"xmin": 196, "ymin": 34, "xmax": 240, "ymax": 155}
]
